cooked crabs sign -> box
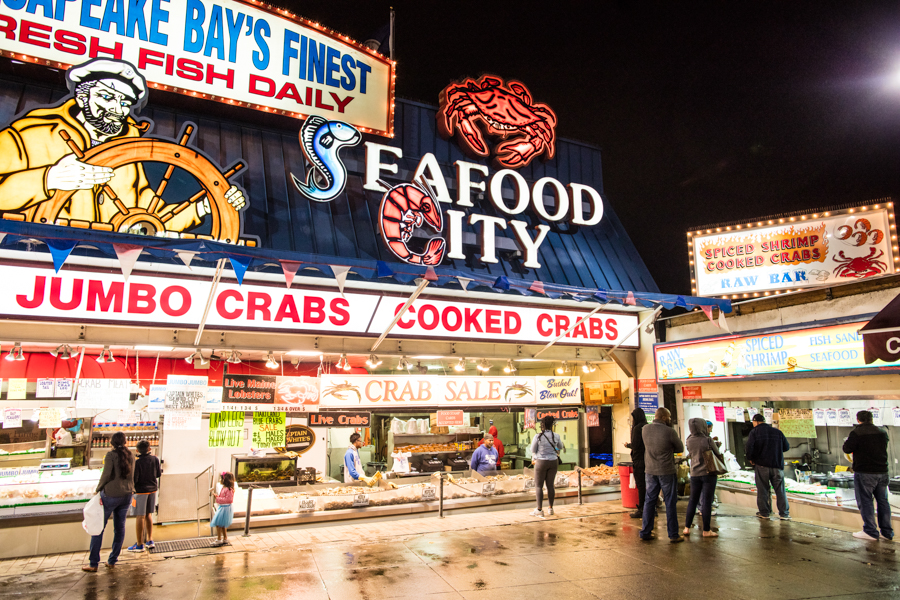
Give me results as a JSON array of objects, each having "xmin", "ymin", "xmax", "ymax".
[{"xmin": 319, "ymin": 375, "xmax": 578, "ymax": 407}]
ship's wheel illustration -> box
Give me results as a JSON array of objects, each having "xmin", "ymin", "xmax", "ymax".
[{"xmin": 32, "ymin": 124, "xmax": 245, "ymax": 243}]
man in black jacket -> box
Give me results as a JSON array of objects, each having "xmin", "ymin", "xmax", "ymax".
[
  {"xmin": 843, "ymin": 411, "xmax": 893, "ymax": 541},
  {"xmin": 627, "ymin": 407, "xmax": 648, "ymax": 519},
  {"xmin": 745, "ymin": 413, "xmax": 790, "ymax": 520}
]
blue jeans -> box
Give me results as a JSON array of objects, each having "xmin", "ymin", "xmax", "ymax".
[
  {"xmin": 89, "ymin": 492, "xmax": 132, "ymax": 567},
  {"xmin": 641, "ymin": 473, "xmax": 678, "ymax": 539},
  {"xmin": 754, "ymin": 465, "xmax": 789, "ymax": 517},
  {"xmin": 685, "ymin": 474, "xmax": 718, "ymax": 531},
  {"xmin": 855, "ymin": 473, "xmax": 893, "ymax": 540}
]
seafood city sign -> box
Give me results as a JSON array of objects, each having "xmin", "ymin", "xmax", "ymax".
[
  {"xmin": 0, "ymin": 0, "xmax": 394, "ymax": 134},
  {"xmin": 689, "ymin": 204, "xmax": 897, "ymax": 297},
  {"xmin": 4, "ymin": 262, "xmax": 641, "ymax": 347},
  {"xmin": 654, "ymin": 321, "xmax": 897, "ymax": 383},
  {"xmin": 319, "ymin": 375, "xmax": 580, "ymax": 407}
]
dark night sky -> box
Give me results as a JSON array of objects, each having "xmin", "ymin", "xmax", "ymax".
[{"xmin": 279, "ymin": 1, "xmax": 900, "ymax": 295}]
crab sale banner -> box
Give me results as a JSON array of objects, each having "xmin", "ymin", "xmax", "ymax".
[
  {"xmin": 0, "ymin": 0, "xmax": 393, "ymax": 133},
  {"xmin": 655, "ymin": 321, "xmax": 897, "ymax": 383},
  {"xmin": 689, "ymin": 206, "xmax": 897, "ymax": 297},
  {"xmin": 319, "ymin": 375, "xmax": 580, "ymax": 408}
]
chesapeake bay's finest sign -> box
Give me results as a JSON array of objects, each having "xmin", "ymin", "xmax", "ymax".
[
  {"xmin": 655, "ymin": 321, "xmax": 896, "ymax": 383},
  {"xmin": 689, "ymin": 205, "xmax": 897, "ymax": 297},
  {"xmin": 0, "ymin": 0, "xmax": 393, "ymax": 133},
  {"xmin": 319, "ymin": 375, "xmax": 580, "ymax": 408},
  {"xmin": 4, "ymin": 263, "xmax": 640, "ymax": 347}
]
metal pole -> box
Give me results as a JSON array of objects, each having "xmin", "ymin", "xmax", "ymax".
[
  {"xmin": 242, "ymin": 486, "xmax": 254, "ymax": 537},
  {"xmin": 438, "ymin": 475, "xmax": 444, "ymax": 518},
  {"xmin": 577, "ymin": 470, "xmax": 583, "ymax": 505}
]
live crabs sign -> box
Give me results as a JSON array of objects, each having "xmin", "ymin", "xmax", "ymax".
[{"xmin": 319, "ymin": 375, "xmax": 579, "ymax": 407}]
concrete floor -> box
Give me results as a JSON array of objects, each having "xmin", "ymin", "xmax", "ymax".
[{"xmin": 0, "ymin": 501, "xmax": 897, "ymax": 600}]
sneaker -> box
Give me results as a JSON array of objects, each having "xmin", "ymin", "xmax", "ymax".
[
  {"xmin": 547, "ymin": 507, "xmax": 554, "ymax": 516},
  {"xmin": 779, "ymin": 515, "xmax": 791, "ymax": 521},
  {"xmin": 529, "ymin": 509, "xmax": 544, "ymax": 518},
  {"xmin": 756, "ymin": 512, "xmax": 770, "ymax": 520},
  {"xmin": 853, "ymin": 530, "xmax": 879, "ymax": 541},
  {"xmin": 145, "ymin": 540, "xmax": 155, "ymax": 549},
  {"xmin": 669, "ymin": 536, "xmax": 685, "ymax": 543},
  {"xmin": 127, "ymin": 544, "xmax": 144, "ymax": 552}
]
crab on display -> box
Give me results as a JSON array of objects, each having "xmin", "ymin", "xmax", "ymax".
[{"xmin": 437, "ymin": 75, "xmax": 558, "ymax": 169}]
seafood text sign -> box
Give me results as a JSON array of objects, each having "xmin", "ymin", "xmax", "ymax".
[
  {"xmin": 1, "ymin": 264, "xmax": 639, "ymax": 348},
  {"xmin": 655, "ymin": 321, "xmax": 897, "ymax": 383},
  {"xmin": 320, "ymin": 376, "xmax": 581, "ymax": 408},
  {"xmin": 223, "ymin": 374, "xmax": 319, "ymax": 412},
  {"xmin": 689, "ymin": 206, "xmax": 896, "ymax": 297},
  {"xmin": 0, "ymin": 0, "xmax": 394, "ymax": 134}
]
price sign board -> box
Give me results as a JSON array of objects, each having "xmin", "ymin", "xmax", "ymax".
[
  {"xmin": 208, "ymin": 411, "xmax": 244, "ymax": 448},
  {"xmin": 298, "ymin": 498, "xmax": 317, "ymax": 512},
  {"xmin": 352, "ymin": 493, "xmax": 370, "ymax": 507},
  {"xmin": 482, "ymin": 482, "xmax": 496, "ymax": 496},
  {"xmin": 436, "ymin": 411, "xmax": 464, "ymax": 427},
  {"xmin": 76, "ymin": 379, "xmax": 130, "ymax": 409},
  {"xmin": 554, "ymin": 473, "xmax": 569, "ymax": 488},
  {"xmin": 422, "ymin": 485, "xmax": 436, "ymax": 501},
  {"xmin": 524, "ymin": 478, "xmax": 535, "ymax": 490},
  {"xmin": 252, "ymin": 412, "xmax": 286, "ymax": 448}
]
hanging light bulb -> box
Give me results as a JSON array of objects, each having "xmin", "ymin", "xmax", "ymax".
[
  {"xmin": 226, "ymin": 350, "xmax": 242, "ymax": 364},
  {"xmin": 341, "ymin": 354, "xmax": 352, "ymax": 371},
  {"xmin": 454, "ymin": 358, "xmax": 466, "ymax": 372},
  {"xmin": 504, "ymin": 359, "xmax": 517, "ymax": 373},
  {"xmin": 265, "ymin": 352, "xmax": 279, "ymax": 369}
]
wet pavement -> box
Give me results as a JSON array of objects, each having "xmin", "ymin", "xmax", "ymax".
[{"xmin": 0, "ymin": 501, "xmax": 898, "ymax": 600}]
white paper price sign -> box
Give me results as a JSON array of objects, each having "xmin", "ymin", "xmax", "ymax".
[
  {"xmin": 748, "ymin": 407, "xmax": 759, "ymax": 419},
  {"xmin": 2, "ymin": 409, "xmax": 22, "ymax": 429},
  {"xmin": 54, "ymin": 379, "xmax": 74, "ymax": 398},
  {"xmin": 554, "ymin": 473, "xmax": 569, "ymax": 488},
  {"xmin": 838, "ymin": 409, "xmax": 852, "ymax": 427},
  {"xmin": 482, "ymin": 482, "xmax": 496, "ymax": 496},
  {"xmin": 734, "ymin": 407, "xmax": 745, "ymax": 421},
  {"xmin": 298, "ymin": 498, "xmax": 316, "ymax": 512},
  {"xmin": 813, "ymin": 409, "xmax": 826, "ymax": 427},
  {"xmin": 763, "ymin": 408, "xmax": 774, "ymax": 424},
  {"xmin": 421, "ymin": 485, "xmax": 436, "ymax": 501},
  {"xmin": 893, "ymin": 408, "xmax": 900, "ymax": 425},
  {"xmin": 825, "ymin": 409, "xmax": 838, "ymax": 426},
  {"xmin": 871, "ymin": 408, "xmax": 883, "ymax": 426},
  {"xmin": 76, "ymin": 379, "xmax": 130, "ymax": 409},
  {"xmin": 36, "ymin": 379, "xmax": 55, "ymax": 399},
  {"xmin": 524, "ymin": 478, "xmax": 536, "ymax": 490},
  {"xmin": 352, "ymin": 493, "xmax": 370, "ymax": 507}
]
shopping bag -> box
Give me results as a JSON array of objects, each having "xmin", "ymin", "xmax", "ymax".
[
  {"xmin": 629, "ymin": 473, "xmax": 636, "ymax": 489},
  {"xmin": 82, "ymin": 494, "xmax": 104, "ymax": 536}
]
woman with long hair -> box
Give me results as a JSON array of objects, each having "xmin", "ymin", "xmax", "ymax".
[
  {"xmin": 83, "ymin": 431, "xmax": 135, "ymax": 572},
  {"xmin": 530, "ymin": 415, "xmax": 564, "ymax": 518}
]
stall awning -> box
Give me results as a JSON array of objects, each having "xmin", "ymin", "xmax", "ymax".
[{"xmin": 859, "ymin": 292, "xmax": 900, "ymax": 364}]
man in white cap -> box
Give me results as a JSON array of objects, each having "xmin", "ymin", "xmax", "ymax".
[{"xmin": 0, "ymin": 58, "xmax": 244, "ymax": 230}]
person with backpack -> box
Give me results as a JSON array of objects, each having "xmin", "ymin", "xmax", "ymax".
[
  {"xmin": 530, "ymin": 415, "xmax": 564, "ymax": 518},
  {"xmin": 83, "ymin": 431, "xmax": 134, "ymax": 572}
]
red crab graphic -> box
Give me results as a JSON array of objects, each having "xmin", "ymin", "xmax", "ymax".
[
  {"xmin": 437, "ymin": 75, "xmax": 558, "ymax": 169},
  {"xmin": 832, "ymin": 247, "xmax": 888, "ymax": 278}
]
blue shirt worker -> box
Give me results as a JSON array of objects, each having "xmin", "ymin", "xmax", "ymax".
[
  {"xmin": 470, "ymin": 434, "xmax": 499, "ymax": 474},
  {"xmin": 343, "ymin": 432, "xmax": 364, "ymax": 483}
]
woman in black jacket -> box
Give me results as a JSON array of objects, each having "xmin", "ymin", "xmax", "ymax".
[
  {"xmin": 628, "ymin": 408, "xmax": 648, "ymax": 519},
  {"xmin": 84, "ymin": 432, "xmax": 134, "ymax": 572}
]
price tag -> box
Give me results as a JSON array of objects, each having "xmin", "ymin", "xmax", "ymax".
[
  {"xmin": 422, "ymin": 485, "xmax": 436, "ymax": 501},
  {"xmin": 482, "ymin": 482, "xmax": 496, "ymax": 495},
  {"xmin": 351, "ymin": 493, "xmax": 369, "ymax": 507},
  {"xmin": 298, "ymin": 498, "xmax": 316, "ymax": 512},
  {"xmin": 524, "ymin": 478, "xmax": 535, "ymax": 490},
  {"xmin": 555, "ymin": 473, "xmax": 570, "ymax": 488}
]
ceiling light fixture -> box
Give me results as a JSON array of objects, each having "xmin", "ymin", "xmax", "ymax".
[
  {"xmin": 226, "ymin": 350, "xmax": 242, "ymax": 364},
  {"xmin": 398, "ymin": 356, "xmax": 411, "ymax": 370},
  {"xmin": 265, "ymin": 352, "xmax": 279, "ymax": 369},
  {"xmin": 5, "ymin": 342, "xmax": 24, "ymax": 362},
  {"xmin": 477, "ymin": 359, "xmax": 492, "ymax": 372},
  {"xmin": 185, "ymin": 349, "xmax": 207, "ymax": 365},
  {"xmin": 582, "ymin": 362, "xmax": 597, "ymax": 373},
  {"xmin": 503, "ymin": 359, "xmax": 517, "ymax": 373},
  {"xmin": 96, "ymin": 345, "xmax": 115, "ymax": 363},
  {"xmin": 51, "ymin": 344, "xmax": 73, "ymax": 360},
  {"xmin": 557, "ymin": 361, "xmax": 570, "ymax": 374},
  {"xmin": 342, "ymin": 354, "xmax": 352, "ymax": 371},
  {"xmin": 454, "ymin": 358, "xmax": 466, "ymax": 372},
  {"xmin": 366, "ymin": 354, "xmax": 382, "ymax": 368}
]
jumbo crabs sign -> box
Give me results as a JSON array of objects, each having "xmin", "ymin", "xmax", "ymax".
[{"xmin": 1, "ymin": 262, "xmax": 640, "ymax": 347}]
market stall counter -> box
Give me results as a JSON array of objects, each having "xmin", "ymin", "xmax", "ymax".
[{"xmin": 0, "ymin": 467, "xmax": 101, "ymax": 518}]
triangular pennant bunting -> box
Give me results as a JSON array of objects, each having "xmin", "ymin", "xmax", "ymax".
[
  {"xmin": 0, "ymin": 233, "xmax": 6, "ymax": 246},
  {"xmin": 701, "ymin": 305, "xmax": 715, "ymax": 323},
  {"xmin": 718, "ymin": 308, "xmax": 731, "ymax": 333},
  {"xmin": 424, "ymin": 266, "xmax": 438, "ymax": 282},
  {"xmin": 675, "ymin": 296, "xmax": 689, "ymax": 309},
  {"xmin": 228, "ymin": 254, "xmax": 253, "ymax": 285},
  {"xmin": 594, "ymin": 289, "xmax": 608, "ymax": 301},
  {"xmin": 280, "ymin": 260, "xmax": 301, "ymax": 288},
  {"xmin": 529, "ymin": 280, "xmax": 545, "ymax": 295},
  {"xmin": 331, "ymin": 265, "xmax": 351, "ymax": 295},
  {"xmin": 113, "ymin": 243, "xmax": 142, "ymax": 281},
  {"xmin": 493, "ymin": 276, "xmax": 510, "ymax": 291},
  {"xmin": 376, "ymin": 261, "xmax": 393, "ymax": 278},
  {"xmin": 456, "ymin": 276, "xmax": 472, "ymax": 291},
  {"xmin": 46, "ymin": 239, "xmax": 78, "ymax": 273},
  {"xmin": 625, "ymin": 291, "xmax": 636, "ymax": 306},
  {"xmin": 176, "ymin": 251, "xmax": 198, "ymax": 269}
]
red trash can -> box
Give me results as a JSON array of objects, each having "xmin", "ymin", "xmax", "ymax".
[{"xmin": 618, "ymin": 464, "xmax": 638, "ymax": 508}]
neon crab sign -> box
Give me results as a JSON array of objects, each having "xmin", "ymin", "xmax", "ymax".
[{"xmin": 437, "ymin": 75, "xmax": 557, "ymax": 169}]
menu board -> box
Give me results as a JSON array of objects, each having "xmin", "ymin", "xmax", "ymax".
[
  {"xmin": 252, "ymin": 413, "xmax": 286, "ymax": 449},
  {"xmin": 76, "ymin": 379, "xmax": 131, "ymax": 409},
  {"xmin": 208, "ymin": 411, "xmax": 244, "ymax": 448},
  {"xmin": 776, "ymin": 409, "xmax": 817, "ymax": 438}
]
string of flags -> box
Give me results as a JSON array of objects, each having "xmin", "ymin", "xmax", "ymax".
[{"xmin": 2, "ymin": 221, "xmax": 731, "ymax": 315}]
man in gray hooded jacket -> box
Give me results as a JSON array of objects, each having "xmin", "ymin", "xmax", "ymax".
[{"xmin": 640, "ymin": 407, "xmax": 685, "ymax": 542}]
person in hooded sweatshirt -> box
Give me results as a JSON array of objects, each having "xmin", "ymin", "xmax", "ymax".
[
  {"xmin": 626, "ymin": 407, "xmax": 648, "ymax": 519},
  {"xmin": 683, "ymin": 418, "xmax": 723, "ymax": 537},
  {"xmin": 477, "ymin": 426, "xmax": 506, "ymax": 468}
]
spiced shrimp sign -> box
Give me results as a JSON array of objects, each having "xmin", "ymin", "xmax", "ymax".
[{"xmin": 319, "ymin": 375, "xmax": 580, "ymax": 408}]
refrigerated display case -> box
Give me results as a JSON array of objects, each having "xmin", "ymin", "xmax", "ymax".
[
  {"xmin": 231, "ymin": 454, "xmax": 298, "ymax": 486},
  {"xmin": 0, "ymin": 468, "xmax": 101, "ymax": 517}
]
